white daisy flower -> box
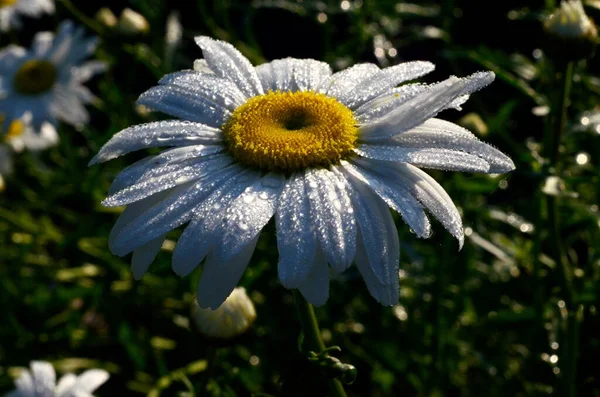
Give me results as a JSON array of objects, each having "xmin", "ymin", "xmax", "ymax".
[
  {"xmin": 91, "ymin": 37, "xmax": 515, "ymax": 309},
  {"xmin": 7, "ymin": 361, "xmax": 109, "ymax": 397},
  {"xmin": 1, "ymin": 111, "xmax": 58, "ymax": 152},
  {"xmin": 0, "ymin": 20, "xmax": 105, "ymax": 134},
  {"xmin": 0, "ymin": 0, "xmax": 54, "ymax": 32}
]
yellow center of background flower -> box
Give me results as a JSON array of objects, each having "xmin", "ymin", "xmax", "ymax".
[
  {"xmin": 14, "ymin": 60, "xmax": 57, "ymax": 95},
  {"xmin": 0, "ymin": 114, "xmax": 25, "ymax": 140},
  {"xmin": 0, "ymin": 0, "xmax": 17, "ymax": 8},
  {"xmin": 222, "ymin": 91, "xmax": 358, "ymax": 172}
]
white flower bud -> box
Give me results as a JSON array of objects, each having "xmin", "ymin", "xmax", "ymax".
[
  {"xmin": 95, "ymin": 7, "xmax": 117, "ymax": 28},
  {"xmin": 191, "ymin": 287, "xmax": 256, "ymax": 339},
  {"xmin": 545, "ymin": 0, "xmax": 596, "ymax": 39},
  {"xmin": 118, "ymin": 8, "xmax": 149, "ymax": 35}
]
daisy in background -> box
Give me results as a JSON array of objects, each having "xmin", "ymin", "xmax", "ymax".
[
  {"xmin": 0, "ymin": 20, "xmax": 105, "ymax": 140},
  {"xmin": 0, "ymin": 0, "xmax": 54, "ymax": 32},
  {"xmin": 92, "ymin": 37, "xmax": 514, "ymax": 309},
  {"xmin": 7, "ymin": 360, "xmax": 109, "ymax": 397}
]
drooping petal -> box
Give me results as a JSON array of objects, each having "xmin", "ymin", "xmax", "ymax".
[
  {"xmin": 108, "ymin": 191, "xmax": 170, "ymax": 253},
  {"xmin": 320, "ymin": 63, "xmax": 380, "ymax": 100},
  {"xmin": 354, "ymin": 145, "xmax": 491, "ymax": 173},
  {"xmin": 341, "ymin": 160, "xmax": 431, "ymax": 238},
  {"xmin": 31, "ymin": 31, "xmax": 54, "ymax": 57},
  {"xmin": 255, "ymin": 58, "xmax": 331, "ymax": 92},
  {"xmin": 213, "ymin": 173, "xmax": 285, "ymax": 262},
  {"xmin": 276, "ymin": 173, "xmax": 317, "ymax": 288},
  {"xmin": 111, "ymin": 165, "xmax": 241, "ymax": 256},
  {"xmin": 305, "ymin": 168, "xmax": 356, "ymax": 273},
  {"xmin": 89, "ymin": 120, "xmax": 223, "ymax": 165},
  {"xmin": 341, "ymin": 61, "xmax": 435, "ymax": 109},
  {"xmin": 354, "ymin": 231, "xmax": 399, "ymax": 306},
  {"xmin": 158, "ymin": 71, "xmax": 247, "ymax": 111},
  {"xmin": 172, "ymin": 169, "xmax": 260, "ymax": 276},
  {"xmin": 360, "ymin": 72, "xmax": 495, "ymax": 141},
  {"xmin": 365, "ymin": 160, "xmax": 464, "ymax": 247},
  {"xmin": 137, "ymin": 85, "xmax": 232, "ymax": 127},
  {"xmin": 196, "ymin": 236, "xmax": 259, "ymax": 309},
  {"xmin": 195, "ymin": 36, "xmax": 263, "ymax": 98},
  {"xmin": 131, "ymin": 235, "xmax": 165, "ymax": 280},
  {"xmin": 297, "ymin": 247, "xmax": 329, "ymax": 306},
  {"xmin": 346, "ymin": 176, "xmax": 400, "ymax": 287},
  {"xmin": 103, "ymin": 154, "xmax": 232, "ymax": 207}
]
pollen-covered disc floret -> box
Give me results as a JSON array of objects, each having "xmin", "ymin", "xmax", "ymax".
[
  {"xmin": 92, "ymin": 36, "xmax": 516, "ymax": 309},
  {"xmin": 223, "ymin": 91, "xmax": 357, "ymax": 172}
]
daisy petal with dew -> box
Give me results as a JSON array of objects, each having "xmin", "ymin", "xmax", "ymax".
[
  {"xmin": 92, "ymin": 36, "xmax": 515, "ymax": 308},
  {"xmin": 0, "ymin": 20, "xmax": 105, "ymax": 136}
]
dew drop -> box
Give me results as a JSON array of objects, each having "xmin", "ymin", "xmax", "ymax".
[{"xmin": 243, "ymin": 194, "xmax": 255, "ymax": 204}]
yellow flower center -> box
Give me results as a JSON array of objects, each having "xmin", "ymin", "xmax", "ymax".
[
  {"xmin": 222, "ymin": 91, "xmax": 358, "ymax": 172},
  {"xmin": 0, "ymin": 0, "xmax": 17, "ymax": 8},
  {"xmin": 13, "ymin": 59, "xmax": 57, "ymax": 95},
  {"xmin": 0, "ymin": 114, "xmax": 25, "ymax": 140}
]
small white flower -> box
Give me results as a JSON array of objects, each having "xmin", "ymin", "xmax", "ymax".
[
  {"xmin": 191, "ymin": 287, "xmax": 257, "ymax": 339},
  {"xmin": 117, "ymin": 8, "xmax": 149, "ymax": 35},
  {"xmin": 544, "ymin": 0, "xmax": 596, "ymax": 39},
  {"xmin": 92, "ymin": 37, "xmax": 515, "ymax": 309},
  {"xmin": 1, "ymin": 112, "xmax": 58, "ymax": 152},
  {"xmin": 7, "ymin": 361, "xmax": 109, "ymax": 397},
  {"xmin": 0, "ymin": 20, "xmax": 105, "ymax": 133},
  {"xmin": 0, "ymin": 0, "xmax": 54, "ymax": 32}
]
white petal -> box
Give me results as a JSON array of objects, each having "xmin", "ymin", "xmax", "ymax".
[
  {"xmin": 341, "ymin": 61, "xmax": 435, "ymax": 109},
  {"xmin": 341, "ymin": 160, "xmax": 431, "ymax": 238},
  {"xmin": 297, "ymin": 247, "xmax": 329, "ymax": 306},
  {"xmin": 111, "ymin": 165, "xmax": 239, "ymax": 256},
  {"xmin": 196, "ymin": 236, "xmax": 259, "ymax": 309},
  {"xmin": 346, "ymin": 176, "xmax": 400, "ymax": 287},
  {"xmin": 354, "ymin": 145, "xmax": 491, "ymax": 173},
  {"xmin": 103, "ymin": 154, "xmax": 232, "ymax": 207},
  {"xmin": 158, "ymin": 71, "xmax": 247, "ymax": 110},
  {"xmin": 137, "ymin": 85, "xmax": 231, "ymax": 127},
  {"xmin": 213, "ymin": 173, "xmax": 285, "ymax": 262},
  {"xmin": 108, "ymin": 191, "xmax": 170, "ymax": 253},
  {"xmin": 131, "ymin": 235, "xmax": 165, "ymax": 280},
  {"xmin": 385, "ymin": 120, "xmax": 515, "ymax": 173},
  {"xmin": 107, "ymin": 145, "xmax": 225, "ymax": 194},
  {"xmin": 172, "ymin": 169, "xmax": 260, "ymax": 276},
  {"xmin": 30, "ymin": 361, "xmax": 56, "ymax": 393},
  {"xmin": 72, "ymin": 61, "xmax": 107, "ymax": 82},
  {"xmin": 14, "ymin": 370, "xmax": 34, "ymax": 394},
  {"xmin": 89, "ymin": 120, "xmax": 223, "ymax": 165},
  {"xmin": 255, "ymin": 58, "xmax": 331, "ymax": 92},
  {"xmin": 72, "ymin": 369, "xmax": 109, "ymax": 393},
  {"xmin": 320, "ymin": 63, "xmax": 380, "ymax": 100},
  {"xmin": 276, "ymin": 173, "xmax": 317, "ymax": 288},
  {"xmin": 55, "ymin": 374, "xmax": 77, "ymax": 396},
  {"xmin": 31, "ymin": 31, "xmax": 54, "ymax": 57},
  {"xmin": 195, "ymin": 36, "xmax": 263, "ymax": 98},
  {"xmin": 360, "ymin": 72, "xmax": 495, "ymax": 140},
  {"xmin": 354, "ymin": 231, "xmax": 399, "ymax": 306},
  {"xmin": 374, "ymin": 161, "xmax": 464, "ymax": 248},
  {"xmin": 305, "ymin": 168, "xmax": 356, "ymax": 273}
]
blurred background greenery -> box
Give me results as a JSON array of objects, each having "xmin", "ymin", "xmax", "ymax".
[{"xmin": 2, "ymin": 0, "xmax": 600, "ymax": 396}]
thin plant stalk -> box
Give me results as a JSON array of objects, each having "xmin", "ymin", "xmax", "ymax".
[
  {"xmin": 293, "ymin": 290, "xmax": 347, "ymax": 397},
  {"xmin": 544, "ymin": 60, "xmax": 579, "ymax": 397}
]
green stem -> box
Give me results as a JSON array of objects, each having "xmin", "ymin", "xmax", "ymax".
[
  {"xmin": 544, "ymin": 61, "xmax": 579, "ymax": 397},
  {"xmin": 293, "ymin": 290, "xmax": 347, "ymax": 397},
  {"xmin": 58, "ymin": 0, "xmax": 105, "ymax": 35}
]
